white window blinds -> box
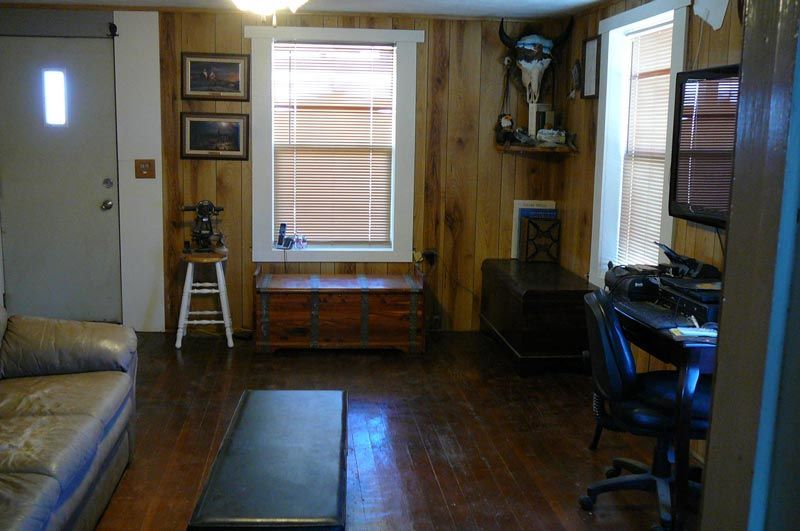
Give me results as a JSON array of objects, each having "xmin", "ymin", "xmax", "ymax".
[
  {"xmin": 618, "ymin": 24, "xmax": 673, "ymax": 265},
  {"xmin": 272, "ymin": 42, "xmax": 395, "ymax": 246}
]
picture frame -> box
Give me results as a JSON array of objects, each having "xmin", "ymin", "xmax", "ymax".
[
  {"xmin": 582, "ymin": 35, "xmax": 601, "ymax": 99},
  {"xmin": 182, "ymin": 53, "xmax": 250, "ymax": 101},
  {"xmin": 181, "ymin": 113, "xmax": 249, "ymax": 160}
]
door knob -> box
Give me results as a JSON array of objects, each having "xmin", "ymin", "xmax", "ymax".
[{"xmin": 100, "ymin": 199, "xmax": 114, "ymax": 211}]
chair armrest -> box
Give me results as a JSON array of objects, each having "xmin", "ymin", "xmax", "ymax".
[{"xmin": 0, "ymin": 315, "xmax": 137, "ymax": 378}]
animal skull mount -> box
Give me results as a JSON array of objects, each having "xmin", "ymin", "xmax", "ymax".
[
  {"xmin": 499, "ymin": 18, "xmax": 572, "ymax": 131},
  {"xmin": 509, "ymin": 34, "xmax": 553, "ymax": 104}
]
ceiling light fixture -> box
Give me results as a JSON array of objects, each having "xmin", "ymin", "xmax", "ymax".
[{"xmin": 232, "ymin": 0, "xmax": 308, "ymax": 24}]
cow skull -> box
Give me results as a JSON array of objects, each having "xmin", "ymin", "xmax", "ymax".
[
  {"xmin": 499, "ymin": 19, "xmax": 572, "ymax": 105},
  {"xmin": 517, "ymin": 36, "xmax": 552, "ymax": 103}
]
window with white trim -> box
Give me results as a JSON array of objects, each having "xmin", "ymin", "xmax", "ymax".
[
  {"xmin": 589, "ymin": 0, "xmax": 689, "ymax": 286},
  {"xmin": 247, "ymin": 26, "xmax": 424, "ymax": 263},
  {"xmin": 273, "ymin": 42, "xmax": 393, "ymax": 247},
  {"xmin": 618, "ymin": 24, "xmax": 673, "ymax": 265}
]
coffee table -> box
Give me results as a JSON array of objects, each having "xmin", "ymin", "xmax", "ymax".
[{"xmin": 188, "ymin": 390, "xmax": 347, "ymax": 530}]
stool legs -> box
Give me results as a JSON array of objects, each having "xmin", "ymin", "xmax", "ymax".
[
  {"xmin": 175, "ymin": 259, "xmax": 234, "ymax": 349},
  {"xmin": 175, "ymin": 263, "xmax": 195, "ymax": 348},
  {"xmin": 215, "ymin": 261, "xmax": 234, "ymax": 348}
]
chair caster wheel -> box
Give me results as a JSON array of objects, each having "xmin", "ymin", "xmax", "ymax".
[
  {"xmin": 605, "ymin": 466, "xmax": 621, "ymax": 478},
  {"xmin": 579, "ymin": 495, "xmax": 595, "ymax": 511}
]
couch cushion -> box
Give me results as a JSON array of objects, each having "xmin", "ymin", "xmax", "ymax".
[
  {"xmin": 0, "ymin": 472, "xmax": 60, "ymax": 530},
  {"xmin": 0, "ymin": 372, "xmax": 131, "ymax": 434},
  {"xmin": 0, "ymin": 317, "xmax": 136, "ymax": 379},
  {"xmin": 0, "ymin": 415, "xmax": 102, "ymax": 498}
]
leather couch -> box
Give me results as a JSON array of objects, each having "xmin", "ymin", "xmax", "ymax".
[{"xmin": 0, "ymin": 307, "xmax": 137, "ymax": 530}]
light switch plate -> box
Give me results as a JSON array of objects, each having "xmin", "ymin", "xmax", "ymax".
[{"xmin": 135, "ymin": 159, "xmax": 155, "ymax": 179}]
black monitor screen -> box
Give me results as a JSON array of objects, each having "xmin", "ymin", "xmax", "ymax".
[{"xmin": 669, "ymin": 64, "xmax": 740, "ymax": 228}]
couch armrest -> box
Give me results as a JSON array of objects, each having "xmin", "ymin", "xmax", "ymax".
[{"xmin": 0, "ymin": 315, "xmax": 137, "ymax": 378}]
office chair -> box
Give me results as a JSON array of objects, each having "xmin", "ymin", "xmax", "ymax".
[{"xmin": 579, "ymin": 290, "xmax": 712, "ymax": 527}]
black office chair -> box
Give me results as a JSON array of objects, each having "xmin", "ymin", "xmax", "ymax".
[{"xmin": 579, "ymin": 290, "xmax": 712, "ymax": 527}]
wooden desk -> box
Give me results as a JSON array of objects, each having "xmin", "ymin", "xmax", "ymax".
[{"xmin": 615, "ymin": 304, "xmax": 717, "ymax": 531}]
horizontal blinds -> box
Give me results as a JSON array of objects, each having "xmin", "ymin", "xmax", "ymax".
[
  {"xmin": 675, "ymin": 75, "xmax": 739, "ymax": 212},
  {"xmin": 618, "ymin": 25, "xmax": 673, "ymax": 265},
  {"xmin": 273, "ymin": 42, "xmax": 395, "ymax": 245}
]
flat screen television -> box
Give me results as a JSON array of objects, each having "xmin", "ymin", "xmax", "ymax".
[{"xmin": 669, "ymin": 64, "xmax": 740, "ymax": 228}]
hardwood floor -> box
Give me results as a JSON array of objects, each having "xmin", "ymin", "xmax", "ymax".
[{"xmin": 98, "ymin": 332, "xmax": 698, "ymax": 530}]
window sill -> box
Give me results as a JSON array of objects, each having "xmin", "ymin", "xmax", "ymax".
[{"xmin": 258, "ymin": 245, "xmax": 411, "ymax": 263}]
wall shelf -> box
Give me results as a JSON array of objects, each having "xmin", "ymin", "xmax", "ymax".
[{"xmin": 495, "ymin": 143, "xmax": 576, "ymax": 156}]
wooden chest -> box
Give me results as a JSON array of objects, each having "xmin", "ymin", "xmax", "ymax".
[
  {"xmin": 255, "ymin": 273, "xmax": 424, "ymax": 353},
  {"xmin": 480, "ymin": 259, "xmax": 596, "ymax": 363}
]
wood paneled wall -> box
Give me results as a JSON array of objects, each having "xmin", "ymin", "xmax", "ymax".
[
  {"xmin": 560, "ymin": 0, "xmax": 741, "ymax": 281},
  {"xmin": 558, "ymin": 0, "xmax": 743, "ymax": 463},
  {"xmin": 559, "ymin": 0, "xmax": 742, "ymax": 351},
  {"xmin": 160, "ymin": 2, "xmax": 740, "ymax": 336},
  {"xmin": 160, "ymin": 11, "xmax": 569, "ymax": 332}
]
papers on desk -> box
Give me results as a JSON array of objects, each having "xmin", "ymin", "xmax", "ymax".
[{"xmin": 669, "ymin": 327, "xmax": 718, "ymax": 339}]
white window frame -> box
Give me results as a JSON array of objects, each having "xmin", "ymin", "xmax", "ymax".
[
  {"xmin": 246, "ymin": 26, "xmax": 424, "ymax": 262},
  {"xmin": 588, "ymin": 0, "xmax": 689, "ymax": 286}
]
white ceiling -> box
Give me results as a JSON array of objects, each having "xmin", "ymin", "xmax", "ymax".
[{"xmin": 3, "ymin": 0, "xmax": 602, "ymax": 18}]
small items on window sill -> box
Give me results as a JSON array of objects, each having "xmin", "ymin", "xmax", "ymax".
[{"xmin": 274, "ymin": 234, "xmax": 308, "ymax": 250}]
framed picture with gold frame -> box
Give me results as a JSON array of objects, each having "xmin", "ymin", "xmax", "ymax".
[
  {"xmin": 181, "ymin": 113, "xmax": 249, "ymax": 160},
  {"xmin": 182, "ymin": 53, "xmax": 250, "ymax": 101}
]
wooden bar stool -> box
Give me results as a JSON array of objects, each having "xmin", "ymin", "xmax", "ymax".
[{"xmin": 175, "ymin": 251, "xmax": 233, "ymax": 349}]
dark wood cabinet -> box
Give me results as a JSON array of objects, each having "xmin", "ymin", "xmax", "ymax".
[
  {"xmin": 480, "ymin": 260, "xmax": 596, "ymax": 362},
  {"xmin": 255, "ymin": 272, "xmax": 424, "ymax": 353}
]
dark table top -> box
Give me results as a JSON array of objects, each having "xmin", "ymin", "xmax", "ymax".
[
  {"xmin": 482, "ymin": 259, "xmax": 598, "ymax": 297},
  {"xmin": 189, "ymin": 390, "xmax": 347, "ymax": 530}
]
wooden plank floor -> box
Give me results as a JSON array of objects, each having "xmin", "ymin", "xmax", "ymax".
[{"xmin": 98, "ymin": 332, "xmax": 699, "ymax": 530}]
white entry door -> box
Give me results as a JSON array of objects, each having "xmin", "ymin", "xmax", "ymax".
[{"xmin": 0, "ymin": 36, "xmax": 121, "ymax": 322}]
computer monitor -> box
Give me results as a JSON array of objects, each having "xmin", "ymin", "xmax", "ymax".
[{"xmin": 669, "ymin": 64, "xmax": 740, "ymax": 228}]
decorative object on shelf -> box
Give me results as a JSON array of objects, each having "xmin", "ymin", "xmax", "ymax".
[
  {"xmin": 495, "ymin": 56, "xmax": 516, "ymax": 144},
  {"xmin": 519, "ymin": 217, "xmax": 561, "ymax": 263},
  {"xmin": 529, "ymin": 102, "xmax": 552, "ymax": 133},
  {"xmin": 498, "ymin": 17, "xmax": 573, "ymax": 132},
  {"xmin": 535, "ymin": 128, "xmax": 566, "ymax": 145},
  {"xmin": 569, "ymin": 59, "xmax": 582, "ymax": 99},
  {"xmin": 495, "ymin": 113, "xmax": 515, "ymax": 144},
  {"xmin": 182, "ymin": 53, "xmax": 250, "ymax": 101},
  {"xmin": 232, "ymin": 0, "xmax": 307, "ymax": 21},
  {"xmin": 582, "ymin": 35, "xmax": 601, "ymax": 99},
  {"xmin": 181, "ymin": 113, "xmax": 249, "ymax": 160},
  {"xmin": 513, "ymin": 128, "xmax": 537, "ymax": 145}
]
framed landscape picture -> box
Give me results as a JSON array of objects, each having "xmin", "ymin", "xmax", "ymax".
[
  {"xmin": 182, "ymin": 53, "xmax": 249, "ymax": 101},
  {"xmin": 181, "ymin": 113, "xmax": 249, "ymax": 160}
]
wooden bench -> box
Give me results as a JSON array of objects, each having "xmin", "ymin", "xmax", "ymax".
[
  {"xmin": 189, "ymin": 390, "xmax": 347, "ymax": 530},
  {"xmin": 254, "ymin": 272, "xmax": 424, "ymax": 353}
]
